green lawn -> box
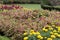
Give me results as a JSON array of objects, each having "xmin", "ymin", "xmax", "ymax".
[{"xmin": 19, "ymin": 4, "xmax": 41, "ymax": 10}]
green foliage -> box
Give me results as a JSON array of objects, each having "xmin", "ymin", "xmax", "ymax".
[
  {"xmin": 41, "ymin": 0, "xmax": 50, "ymax": 5},
  {"xmin": 1, "ymin": 0, "xmax": 41, "ymax": 4},
  {"xmin": 0, "ymin": 36, "xmax": 10, "ymax": 40}
]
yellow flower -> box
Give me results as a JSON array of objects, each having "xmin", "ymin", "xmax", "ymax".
[
  {"xmin": 37, "ymin": 35, "xmax": 41, "ymax": 39},
  {"xmin": 57, "ymin": 34, "xmax": 60, "ymax": 37},
  {"xmin": 51, "ymin": 35, "xmax": 56, "ymax": 38},
  {"xmin": 40, "ymin": 36, "xmax": 43, "ymax": 39},
  {"xmin": 24, "ymin": 37, "xmax": 28, "ymax": 40},
  {"xmin": 30, "ymin": 33, "xmax": 33, "ymax": 35},
  {"xmin": 30, "ymin": 30, "xmax": 37, "ymax": 35},
  {"xmin": 49, "ymin": 27, "xmax": 53, "ymax": 30},
  {"xmin": 47, "ymin": 38, "xmax": 52, "ymax": 40},
  {"xmin": 53, "ymin": 30, "xmax": 57, "ymax": 33},
  {"xmin": 30, "ymin": 30, "xmax": 34, "ymax": 33},
  {"xmin": 23, "ymin": 33, "xmax": 28, "ymax": 36},
  {"xmin": 44, "ymin": 29, "xmax": 48, "ymax": 32},
  {"xmin": 43, "ymin": 28, "xmax": 48, "ymax": 32},
  {"xmin": 57, "ymin": 27, "xmax": 60, "ymax": 32},
  {"xmin": 32, "ymin": 32, "xmax": 36, "ymax": 35},
  {"xmin": 54, "ymin": 33, "xmax": 58, "ymax": 36},
  {"xmin": 37, "ymin": 35, "xmax": 43, "ymax": 39},
  {"xmin": 43, "ymin": 28, "xmax": 45, "ymax": 31},
  {"xmin": 36, "ymin": 32, "xmax": 40, "ymax": 35},
  {"xmin": 50, "ymin": 32, "xmax": 54, "ymax": 35}
]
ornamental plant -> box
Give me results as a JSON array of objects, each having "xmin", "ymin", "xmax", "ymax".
[
  {"xmin": 23, "ymin": 25, "xmax": 60, "ymax": 40},
  {"xmin": 0, "ymin": 5, "xmax": 60, "ymax": 40}
]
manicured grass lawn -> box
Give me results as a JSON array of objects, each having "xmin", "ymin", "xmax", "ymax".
[
  {"xmin": 19, "ymin": 4, "xmax": 41, "ymax": 10},
  {"xmin": 0, "ymin": 36, "xmax": 10, "ymax": 40}
]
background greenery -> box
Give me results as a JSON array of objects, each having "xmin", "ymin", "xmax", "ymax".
[
  {"xmin": 0, "ymin": 35, "xmax": 10, "ymax": 40},
  {"xmin": 0, "ymin": 0, "xmax": 41, "ymax": 4}
]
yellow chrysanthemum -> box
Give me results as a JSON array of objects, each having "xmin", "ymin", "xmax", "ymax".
[
  {"xmin": 49, "ymin": 27, "xmax": 53, "ymax": 30},
  {"xmin": 44, "ymin": 29, "xmax": 48, "ymax": 32},
  {"xmin": 43, "ymin": 28, "xmax": 45, "ymax": 31},
  {"xmin": 53, "ymin": 30, "xmax": 57, "ymax": 33},
  {"xmin": 43, "ymin": 28, "xmax": 48, "ymax": 32},
  {"xmin": 51, "ymin": 35, "xmax": 56, "ymax": 38},
  {"xmin": 24, "ymin": 37, "xmax": 28, "ymax": 40},
  {"xmin": 32, "ymin": 32, "xmax": 36, "ymax": 35},
  {"xmin": 37, "ymin": 35, "xmax": 41, "ymax": 38},
  {"xmin": 47, "ymin": 38, "xmax": 52, "ymax": 40},
  {"xmin": 50, "ymin": 32, "xmax": 54, "ymax": 35},
  {"xmin": 57, "ymin": 27, "xmax": 60, "ymax": 32},
  {"xmin": 37, "ymin": 35, "xmax": 43, "ymax": 39},
  {"xmin": 54, "ymin": 33, "xmax": 58, "ymax": 36},
  {"xmin": 30, "ymin": 33, "xmax": 33, "ymax": 35},
  {"xmin": 36, "ymin": 32, "xmax": 40, "ymax": 35},
  {"xmin": 57, "ymin": 34, "xmax": 60, "ymax": 37},
  {"xmin": 40, "ymin": 36, "xmax": 43, "ymax": 39},
  {"xmin": 23, "ymin": 33, "xmax": 28, "ymax": 36},
  {"xmin": 30, "ymin": 30, "xmax": 34, "ymax": 33}
]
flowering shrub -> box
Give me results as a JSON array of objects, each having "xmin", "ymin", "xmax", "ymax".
[
  {"xmin": 0, "ymin": 5, "xmax": 60, "ymax": 40},
  {"xmin": 0, "ymin": 4, "xmax": 23, "ymax": 10}
]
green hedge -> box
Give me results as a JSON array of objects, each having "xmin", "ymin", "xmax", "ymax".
[
  {"xmin": 41, "ymin": 5, "xmax": 60, "ymax": 11},
  {"xmin": 0, "ymin": 0, "xmax": 41, "ymax": 4}
]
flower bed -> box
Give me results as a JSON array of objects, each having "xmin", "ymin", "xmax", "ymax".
[
  {"xmin": 0, "ymin": 5, "xmax": 60, "ymax": 40},
  {"xmin": 23, "ymin": 25, "xmax": 60, "ymax": 40}
]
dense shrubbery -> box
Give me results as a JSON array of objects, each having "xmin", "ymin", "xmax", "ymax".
[
  {"xmin": 41, "ymin": 5, "xmax": 60, "ymax": 11},
  {"xmin": 41, "ymin": 0, "xmax": 60, "ymax": 5},
  {"xmin": 41, "ymin": 0, "xmax": 60, "ymax": 11},
  {"xmin": 0, "ymin": 0, "xmax": 40, "ymax": 4},
  {"xmin": 0, "ymin": 5, "xmax": 60, "ymax": 40}
]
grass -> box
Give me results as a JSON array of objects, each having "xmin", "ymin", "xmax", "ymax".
[
  {"xmin": 19, "ymin": 4, "xmax": 41, "ymax": 10},
  {"xmin": 0, "ymin": 35, "xmax": 10, "ymax": 40}
]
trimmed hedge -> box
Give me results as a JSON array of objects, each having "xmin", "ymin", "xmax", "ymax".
[
  {"xmin": 0, "ymin": 0, "xmax": 41, "ymax": 4},
  {"xmin": 41, "ymin": 0, "xmax": 60, "ymax": 6},
  {"xmin": 41, "ymin": 5, "xmax": 60, "ymax": 11}
]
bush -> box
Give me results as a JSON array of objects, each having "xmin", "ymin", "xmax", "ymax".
[
  {"xmin": 1, "ymin": 0, "xmax": 41, "ymax": 4},
  {"xmin": 41, "ymin": 0, "xmax": 60, "ymax": 6},
  {"xmin": 0, "ymin": 5, "xmax": 60, "ymax": 40},
  {"xmin": 41, "ymin": 5, "xmax": 60, "ymax": 11}
]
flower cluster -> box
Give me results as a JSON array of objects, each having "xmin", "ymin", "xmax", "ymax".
[
  {"xmin": 23, "ymin": 25, "xmax": 60, "ymax": 40},
  {"xmin": 23, "ymin": 30, "xmax": 43, "ymax": 40}
]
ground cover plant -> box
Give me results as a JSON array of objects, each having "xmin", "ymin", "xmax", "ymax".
[{"xmin": 0, "ymin": 4, "xmax": 60, "ymax": 40}]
